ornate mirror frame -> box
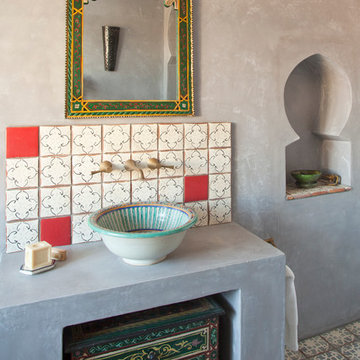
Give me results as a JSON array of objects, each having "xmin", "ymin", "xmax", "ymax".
[{"xmin": 65, "ymin": 0, "xmax": 194, "ymax": 118}]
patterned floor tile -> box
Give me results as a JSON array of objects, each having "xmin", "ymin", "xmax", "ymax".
[
  {"xmin": 285, "ymin": 349, "xmax": 305, "ymax": 359},
  {"xmin": 340, "ymin": 340, "xmax": 360, "ymax": 359},
  {"xmin": 320, "ymin": 327, "xmax": 355, "ymax": 347},
  {"xmin": 345, "ymin": 320, "xmax": 360, "ymax": 336},
  {"xmin": 311, "ymin": 350, "xmax": 347, "ymax": 359},
  {"xmin": 298, "ymin": 336, "xmax": 331, "ymax": 357}
]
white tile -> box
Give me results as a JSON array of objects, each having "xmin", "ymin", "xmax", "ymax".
[
  {"xmin": 159, "ymin": 178, "xmax": 183, "ymax": 203},
  {"xmin": 40, "ymin": 156, "xmax": 71, "ymax": 186},
  {"xmin": 72, "ymin": 184, "xmax": 102, "ymax": 214},
  {"xmin": 6, "ymin": 189, "xmax": 38, "ymax": 221},
  {"xmin": 40, "ymin": 126, "xmax": 71, "ymax": 156},
  {"xmin": 72, "ymin": 214, "xmax": 101, "ymax": 244},
  {"xmin": 6, "ymin": 220, "xmax": 38, "ymax": 253},
  {"xmin": 184, "ymin": 149, "xmax": 208, "ymax": 175},
  {"xmin": 103, "ymin": 124, "xmax": 131, "ymax": 153},
  {"xmin": 209, "ymin": 174, "xmax": 231, "ymax": 199},
  {"xmin": 184, "ymin": 123, "xmax": 208, "ymax": 149},
  {"xmin": 209, "ymin": 148, "xmax": 231, "ymax": 173},
  {"xmin": 209, "ymin": 198, "xmax": 231, "ymax": 225},
  {"xmin": 103, "ymin": 182, "xmax": 131, "ymax": 207},
  {"xmin": 159, "ymin": 151, "xmax": 184, "ymax": 178},
  {"xmin": 6, "ymin": 158, "xmax": 38, "ymax": 189},
  {"xmin": 132, "ymin": 179, "xmax": 158, "ymax": 202},
  {"xmin": 131, "ymin": 151, "xmax": 158, "ymax": 180},
  {"xmin": 40, "ymin": 187, "xmax": 71, "ymax": 217},
  {"xmin": 102, "ymin": 153, "xmax": 131, "ymax": 182},
  {"xmin": 131, "ymin": 124, "xmax": 157, "ymax": 151},
  {"xmin": 159, "ymin": 124, "xmax": 183, "ymax": 150},
  {"xmin": 72, "ymin": 125, "xmax": 102, "ymax": 154},
  {"xmin": 184, "ymin": 201, "xmax": 208, "ymax": 227},
  {"xmin": 72, "ymin": 155, "xmax": 102, "ymax": 184},
  {"xmin": 209, "ymin": 123, "xmax": 231, "ymax": 148}
]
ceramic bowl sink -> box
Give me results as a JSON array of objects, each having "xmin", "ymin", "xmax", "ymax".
[{"xmin": 88, "ymin": 203, "xmax": 197, "ymax": 266}]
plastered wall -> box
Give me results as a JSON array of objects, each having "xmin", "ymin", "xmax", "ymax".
[{"xmin": 1, "ymin": 0, "xmax": 360, "ymax": 339}]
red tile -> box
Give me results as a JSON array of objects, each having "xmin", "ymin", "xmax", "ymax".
[
  {"xmin": 40, "ymin": 217, "xmax": 71, "ymax": 247},
  {"xmin": 6, "ymin": 127, "xmax": 39, "ymax": 158},
  {"xmin": 184, "ymin": 175, "xmax": 208, "ymax": 202}
]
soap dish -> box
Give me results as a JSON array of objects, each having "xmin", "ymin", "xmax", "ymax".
[{"xmin": 20, "ymin": 260, "xmax": 56, "ymax": 275}]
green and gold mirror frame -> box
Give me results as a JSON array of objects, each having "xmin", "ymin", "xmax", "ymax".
[{"xmin": 65, "ymin": 0, "xmax": 194, "ymax": 118}]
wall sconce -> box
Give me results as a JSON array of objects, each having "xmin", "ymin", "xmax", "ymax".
[{"xmin": 102, "ymin": 26, "xmax": 120, "ymax": 72}]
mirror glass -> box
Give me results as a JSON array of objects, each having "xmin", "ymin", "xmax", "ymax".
[{"xmin": 66, "ymin": 0, "xmax": 194, "ymax": 118}]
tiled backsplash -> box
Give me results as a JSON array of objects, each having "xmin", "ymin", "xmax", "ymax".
[{"xmin": 5, "ymin": 123, "xmax": 232, "ymax": 253}]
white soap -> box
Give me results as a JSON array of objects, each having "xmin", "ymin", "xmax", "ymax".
[{"xmin": 24, "ymin": 241, "xmax": 52, "ymax": 270}]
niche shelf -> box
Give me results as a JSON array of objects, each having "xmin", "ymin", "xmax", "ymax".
[{"xmin": 284, "ymin": 54, "xmax": 352, "ymax": 200}]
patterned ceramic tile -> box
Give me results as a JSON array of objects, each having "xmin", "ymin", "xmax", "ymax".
[
  {"xmin": 132, "ymin": 151, "xmax": 158, "ymax": 180},
  {"xmin": 40, "ymin": 217, "xmax": 71, "ymax": 247},
  {"xmin": 312, "ymin": 350, "xmax": 347, "ymax": 360},
  {"xmin": 209, "ymin": 174, "xmax": 231, "ymax": 199},
  {"xmin": 72, "ymin": 155, "xmax": 102, "ymax": 184},
  {"xmin": 40, "ymin": 187, "xmax": 71, "ymax": 217},
  {"xmin": 345, "ymin": 321, "xmax": 360, "ymax": 336},
  {"xmin": 285, "ymin": 349, "xmax": 305, "ymax": 360},
  {"xmin": 6, "ymin": 158, "xmax": 38, "ymax": 189},
  {"xmin": 102, "ymin": 153, "xmax": 131, "ymax": 182},
  {"xmin": 6, "ymin": 127, "xmax": 39, "ymax": 158},
  {"xmin": 72, "ymin": 214, "xmax": 101, "ymax": 244},
  {"xmin": 6, "ymin": 189, "xmax": 38, "ymax": 221},
  {"xmin": 72, "ymin": 125, "xmax": 102, "ymax": 155},
  {"xmin": 132, "ymin": 179, "xmax": 158, "ymax": 202},
  {"xmin": 159, "ymin": 124, "xmax": 183, "ymax": 150},
  {"xmin": 184, "ymin": 150, "xmax": 208, "ymax": 175},
  {"xmin": 6, "ymin": 220, "xmax": 38, "ymax": 253},
  {"xmin": 40, "ymin": 126, "xmax": 71, "ymax": 156},
  {"xmin": 159, "ymin": 178, "xmax": 183, "ymax": 203},
  {"xmin": 103, "ymin": 182, "xmax": 131, "ymax": 207},
  {"xmin": 298, "ymin": 336, "xmax": 331, "ymax": 357},
  {"xmin": 132, "ymin": 124, "xmax": 157, "ymax": 151},
  {"xmin": 40, "ymin": 156, "xmax": 71, "ymax": 186},
  {"xmin": 103, "ymin": 124, "xmax": 131, "ymax": 153},
  {"xmin": 185, "ymin": 201, "xmax": 208, "ymax": 227},
  {"xmin": 184, "ymin": 123, "xmax": 208, "ymax": 149},
  {"xmin": 340, "ymin": 341, "xmax": 360, "ymax": 360},
  {"xmin": 209, "ymin": 123, "xmax": 231, "ymax": 148},
  {"xmin": 159, "ymin": 151, "xmax": 184, "ymax": 178},
  {"xmin": 72, "ymin": 184, "xmax": 102, "ymax": 214},
  {"xmin": 321, "ymin": 327, "xmax": 355, "ymax": 347},
  {"xmin": 209, "ymin": 148, "xmax": 231, "ymax": 174},
  {"xmin": 209, "ymin": 198, "xmax": 231, "ymax": 225}
]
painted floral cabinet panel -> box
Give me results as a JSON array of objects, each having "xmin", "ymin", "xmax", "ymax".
[{"xmin": 65, "ymin": 297, "xmax": 224, "ymax": 360}]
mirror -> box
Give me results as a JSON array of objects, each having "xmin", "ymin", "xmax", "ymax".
[{"xmin": 66, "ymin": 0, "xmax": 194, "ymax": 118}]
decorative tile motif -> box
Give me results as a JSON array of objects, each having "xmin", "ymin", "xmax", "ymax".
[
  {"xmin": 340, "ymin": 341, "xmax": 360, "ymax": 360},
  {"xmin": 40, "ymin": 217, "xmax": 71, "ymax": 247},
  {"xmin": 6, "ymin": 189, "xmax": 38, "ymax": 221},
  {"xmin": 159, "ymin": 178, "xmax": 183, "ymax": 203},
  {"xmin": 185, "ymin": 201, "xmax": 208, "ymax": 227},
  {"xmin": 103, "ymin": 125, "xmax": 130, "ymax": 153},
  {"xmin": 6, "ymin": 158, "xmax": 38, "ymax": 189},
  {"xmin": 103, "ymin": 182, "xmax": 131, "ymax": 207},
  {"xmin": 209, "ymin": 198, "xmax": 231, "ymax": 225},
  {"xmin": 184, "ymin": 124, "xmax": 208, "ymax": 149},
  {"xmin": 72, "ymin": 214, "xmax": 101, "ymax": 244},
  {"xmin": 41, "ymin": 156, "xmax": 71, "ymax": 186},
  {"xmin": 285, "ymin": 349, "xmax": 305, "ymax": 360},
  {"xmin": 159, "ymin": 124, "xmax": 183, "ymax": 150},
  {"xmin": 40, "ymin": 126, "xmax": 71, "ymax": 156},
  {"xmin": 132, "ymin": 180, "xmax": 158, "ymax": 202},
  {"xmin": 312, "ymin": 350, "xmax": 347, "ymax": 360},
  {"xmin": 72, "ymin": 184, "xmax": 102, "ymax": 214},
  {"xmin": 298, "ymin": 336, "xmax": 331, "ymax": 357},
  {"xmin": 209, "ymin": 148, "xmax": 231, "ymax": 174},
  {"xmin": 132, "ymin": 124, "xmax": 157, "ymax": 151},
  {"xmin": 184, "ymin": 175, "xmax": 208, "ymax": 203},
  {"xmin": 321, "ymin": 328, "xmax": 355, "ymax": 347},
  {"xmin": 6, "ymin": 220, "xmax": 38, "ymax": 253},
  {"xmin": 72, "ymin": 155, "xmax": 101, "ymax": 184},
  {"xmin": 41, "ymin": 187, "xmax": 71, "ymax": 217},
  {"xmin": 6, "ymin": 127, "xmax": 39, "ymax": 158},
  {"xmin": 184, "ymin": 150, "xmax": 208, "ymax": 175},
  {"xmin": 72, "ymin": 126, "xmax": 102, "ymax": 155},
  {"xmin": 102, "ymin": 153, "xmax": 131, "ymax": 182},
  {"xmin": 209, "ymin": 123, "xmax": 231, "ymax": 148},
  {"xmin": 132, "ymin": 151, "xmax": 158, "ymax": 180},
  {"xmin": 159, "ymin": 151, "xmax": 184, "ymax": 178},
  {"xmin": 345, "ymin": 321, "xmax": 360, "ymax": 336},
  {"xmin": 209, "ymin": 174, "xmax": 231, "ymax": 199}
]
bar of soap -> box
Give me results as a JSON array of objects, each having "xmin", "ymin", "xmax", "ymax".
[
  {"xmin": 51, "ymin": 248, "xmax": 67, "ymax": 261},
  {"xmin": 24, "ymin": 241, "xmax": 52, "ymax": 270}
]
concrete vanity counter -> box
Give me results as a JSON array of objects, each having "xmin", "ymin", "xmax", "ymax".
[{"xmin": 0, "ymin": 222, "xmax": 285, "ymax": 360}]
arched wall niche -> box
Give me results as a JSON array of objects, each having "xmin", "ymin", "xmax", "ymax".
[{"xmin": 284, "ymin": 53, "xmax": 352, "ymax": 194}]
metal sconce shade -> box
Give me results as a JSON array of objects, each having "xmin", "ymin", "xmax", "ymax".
[{"xmin": 102, "ymin": 26, "xmax": 120, "ymax": 71}]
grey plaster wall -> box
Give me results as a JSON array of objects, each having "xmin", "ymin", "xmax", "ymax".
[{"xmin": 1, "ymin": 0, "xmax": 360, "ymax": 339}]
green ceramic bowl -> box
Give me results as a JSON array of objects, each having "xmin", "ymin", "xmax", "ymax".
[{"xmin": 291, "ymin": 170, "xmax": 322, "ymax": 188}]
